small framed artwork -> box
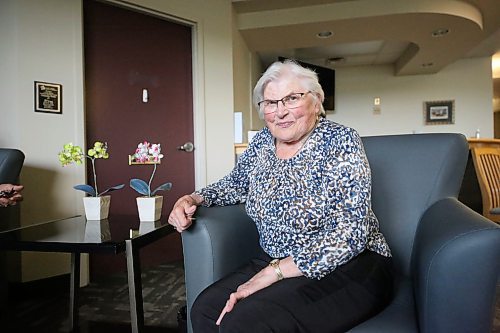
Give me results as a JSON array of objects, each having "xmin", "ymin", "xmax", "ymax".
[
  {"xmin": 34, "ymin": 81, "xmax": 62, "ymax": 114},
  {"xmin": 423, "ymin": 100, "xmax": 454, "ymax": 125}
]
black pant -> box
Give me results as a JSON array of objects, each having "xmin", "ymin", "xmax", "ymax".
[{"xmin": 191, "ymin": 249, "xmax": 393, "ymax": 333}]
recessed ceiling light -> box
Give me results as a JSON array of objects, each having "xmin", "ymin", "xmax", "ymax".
[
  {"xmin": 421, "ymin": 62, "xmax": 434, "ymax": 67},
  {"xmin": 317, "ymin": 31, "xmax": 333, "ymax": 38},
  {"xmin": 431, "ymin": 28, "xmax": 449, "ymax": 37},
  {"xmin": 326, "ymin": 57, "xmax": 345, "ymax": 65}
]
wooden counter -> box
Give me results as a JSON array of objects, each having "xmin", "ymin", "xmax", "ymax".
[
  {"xmin": 467, "ymin": 138, "xmax": 500, "ymax": 149},
  {"xmin": 235, "ymin": 143, "xmax": 248, "ymax": 156}
]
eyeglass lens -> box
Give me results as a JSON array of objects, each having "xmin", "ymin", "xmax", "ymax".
[{"xmin": 260, "ymin": 92, "xmax": 307, "ymax": 114}]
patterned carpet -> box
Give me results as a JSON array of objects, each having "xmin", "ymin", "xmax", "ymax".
[
  {"xmin": 2, "ymin": 261, "xmax": 186, "ymax": 333},
  {"xmin": 1, "ymin": 260, "xmax": 499, "ymax": 333},
  {"xmin": 494, "ymin": 283, "xmax": 500, "ymax": 333}
]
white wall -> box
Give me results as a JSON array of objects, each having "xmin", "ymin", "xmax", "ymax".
[
  {"xmin": 232, "ymin": 8, "xmax": 252, "ymax": 143},
  {"xmin": 232, "ymin": 9, "xmax": 266, "ymax": 141},
  {"xmin": 0, "ymin": 0, "xmax": 20, "ymax": 148},
  {"xmin": 1, "ymin": 0, "xmax": 86, "ymax": 282},
  {"xmin": 328, "ymin": 57, "xmax": 494, "ymax": 138}
]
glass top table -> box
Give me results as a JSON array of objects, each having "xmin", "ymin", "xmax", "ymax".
[{"xmin": 0, "ymin": 215, "xmax": 175, "ymax": 333}]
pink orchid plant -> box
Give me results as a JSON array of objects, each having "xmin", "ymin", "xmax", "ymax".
[{"xmin": 129, "ymin": 141, "xmax": 172, "ymax": 197}]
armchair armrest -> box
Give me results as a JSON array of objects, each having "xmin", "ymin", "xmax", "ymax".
[
  {"xmin": 181, "ymin": 204, "xmax": 260, "ymax": 331},
  {"xmin": 413, "ymin": 198, "xmax": 500, "ymax": 333}
]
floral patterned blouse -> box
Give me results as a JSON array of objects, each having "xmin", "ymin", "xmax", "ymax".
[{"xmin": 195, "ymin": 118, "xmax": 391, "ymax": 279}]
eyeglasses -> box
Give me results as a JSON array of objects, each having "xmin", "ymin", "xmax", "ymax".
[{"xmin": 258, "ymin": 92, "xmax": 312, "ymax": 114}]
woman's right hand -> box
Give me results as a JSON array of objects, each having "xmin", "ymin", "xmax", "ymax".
[{"xmin": 168, "ymin": 193, "xmax": 203, "ymax": 232}]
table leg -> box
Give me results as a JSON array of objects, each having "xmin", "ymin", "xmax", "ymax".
[
  {"xmin": 126, "ymin": 239, "xmax": 144, "ymax": 333},
  {"xmin": 70, "ymin": 252, "xmax": 80, "ymax": 331}
]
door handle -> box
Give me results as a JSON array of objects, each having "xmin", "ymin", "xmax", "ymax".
[{"xmin": 177, "ymin": 141, "xmax": 194, "ymax": 152}]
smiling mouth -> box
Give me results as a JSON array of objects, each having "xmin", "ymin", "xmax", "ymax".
[{"xmin": 276, "ymin": 121, "xmax": 294, "ymax": 128}]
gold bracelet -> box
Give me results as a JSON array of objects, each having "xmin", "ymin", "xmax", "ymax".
[{"xmin": 269, "ymin": 259, "xmax": 284, "ymax": 281}]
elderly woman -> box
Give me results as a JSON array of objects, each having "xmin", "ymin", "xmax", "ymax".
[{"xmin": 169, "ymin": 60, "xmax": 392, "ymax": 332}]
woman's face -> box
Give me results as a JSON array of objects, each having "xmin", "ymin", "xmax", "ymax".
[{"xmin": 263, "ymin": 75, "xmax": 320, "ymax": 144}]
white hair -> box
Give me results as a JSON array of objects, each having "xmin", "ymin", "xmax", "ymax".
[{"xmin": 253, "ymin": 60, "xmax": 326, "ymax": 118}]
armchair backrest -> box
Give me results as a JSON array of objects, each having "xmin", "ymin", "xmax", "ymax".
[
  {"xmin": 0, "ymin": 149, "xmax": 25, "ymax": 184},
  {"xmin": 361, "ymin": 134, "xmax": 468, "ymax": 277}
]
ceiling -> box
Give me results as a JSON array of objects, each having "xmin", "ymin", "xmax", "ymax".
[{"xmin": 232, "ymin": 0, "xmax": 500, "ymax": 75}]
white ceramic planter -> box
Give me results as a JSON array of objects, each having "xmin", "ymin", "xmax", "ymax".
[
  {"xmin": 83, "ymin": 195, "xmax": 111, "ymax": 220},
  {"xmin": 136, "ymin": 196, "xmax": 163, "ymax": 222}
]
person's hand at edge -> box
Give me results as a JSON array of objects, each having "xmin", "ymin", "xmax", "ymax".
[{"xmin": 0, "ymin": 184, "xmax": 24, "ymax": 207}]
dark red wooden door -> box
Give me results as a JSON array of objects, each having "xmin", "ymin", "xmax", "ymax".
[{"xmin": 83, "ymin": 0, "xmax": 194, "ymax": 277}]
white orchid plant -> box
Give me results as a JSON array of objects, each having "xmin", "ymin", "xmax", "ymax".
[
  {"xmin": 129, "ymin": 141, "xmax": 172, "ymax": 197},
  {"xmin": 58, "ymin": 141, "xmax": 125, "ymax": 197}
]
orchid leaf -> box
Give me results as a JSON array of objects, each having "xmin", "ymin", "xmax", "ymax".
[
  {"xmin": 151, "ymin": 182, "xmax": 172, "ymax": 196},
  {"xmin": 99, "ymin": 184, "xmax": 125, "ymax": 196},
  {"xmin": 73, "ymin": 184, "xmax": 96, "ymax": 197},
  {"xmin": 130, "ymin": 179, "xmax": 150, "ymax": 196}
]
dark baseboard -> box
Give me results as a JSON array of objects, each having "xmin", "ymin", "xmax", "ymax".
[{"xmin": 8, "ymin": 273, "xmax": 70, "ymax": 300}]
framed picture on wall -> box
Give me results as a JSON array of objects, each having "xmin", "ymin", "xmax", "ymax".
[
  {"xmin": 423, "ymin": 100, "xmax": 454, "ymax": 125},
  {"xmin": 34, "ymin": 81, "xmax": 62, "ymax": 114}
]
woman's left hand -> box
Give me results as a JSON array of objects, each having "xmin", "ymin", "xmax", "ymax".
[
  {"xmin": 216, "ymin": 265, "xmax": 277, "ymax": 325},
  {"xmin": 216, "ymin": 256, "xmax": 303, "ymax": 325}
]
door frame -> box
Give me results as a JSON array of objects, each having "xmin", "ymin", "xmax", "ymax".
[{"xmin": 78, "ymin": 0, "xmax": 207, "ymax": 286}]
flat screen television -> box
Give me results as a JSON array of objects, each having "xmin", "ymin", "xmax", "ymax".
[{"xmin": 278, "ymin": 57, "xmax": 335, "ymax": 112}]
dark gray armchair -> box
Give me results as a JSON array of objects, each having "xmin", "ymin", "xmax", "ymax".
[
  {"xmin": 0, "ymin": 148, "xmax": 25, "ymax": 229},
  {"xmin": 182, "ymin": 133, "xmax": 500, "ymax": 333},
  {"xmin": 0, "ymin": 148, "xmax": 25, "ymax": 310}
]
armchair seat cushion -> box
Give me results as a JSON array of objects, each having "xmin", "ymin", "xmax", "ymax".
[{"xmin": 348, "ymin": 278, "xmax": 417, "ymax": 333}]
